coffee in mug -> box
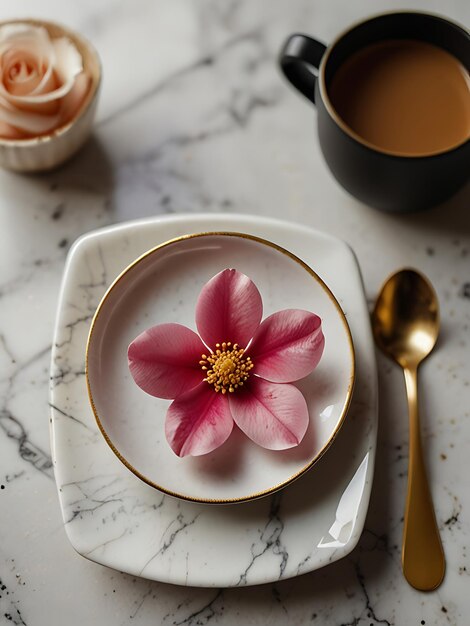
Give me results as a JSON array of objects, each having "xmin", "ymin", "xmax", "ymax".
[{"xmin": 329, "ymin": 39, "xmax": 470, "ymax": 156}]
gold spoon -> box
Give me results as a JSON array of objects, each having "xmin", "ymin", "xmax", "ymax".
[{"xmin": 372, "ymin": 268, "xmax": 445, "ymax": 591}]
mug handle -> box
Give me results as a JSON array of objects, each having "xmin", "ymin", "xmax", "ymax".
[{"xmin": 279, "ymin": 34, "xmax": 327, "ymax": 105}]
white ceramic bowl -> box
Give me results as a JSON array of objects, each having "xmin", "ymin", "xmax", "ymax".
[
  {"xmin": 86, "ymin": 232, "xmax": 355, "ymax": 504},
  {"xmin": 0, "ymin": 19, "xmax": 101, "ymax": 172}
]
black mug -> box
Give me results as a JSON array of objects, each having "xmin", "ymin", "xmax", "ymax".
[{"xmin": 280, "ymin": 12, "xmax": 470, "ymax": 212}]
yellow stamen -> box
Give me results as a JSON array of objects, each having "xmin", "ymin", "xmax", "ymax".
[{"xmin": 200, "ymin": 342, "xmax": 253, "ymax": 393}]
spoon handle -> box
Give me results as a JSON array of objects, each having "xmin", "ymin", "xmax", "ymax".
[{"xmin": 402, "ymin": 366, "xmax": 445, "ymax": 590}]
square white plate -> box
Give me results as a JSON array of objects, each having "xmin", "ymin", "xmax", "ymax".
[{"xmin": 50, "ymin": 213, "xmax": 377, "ymax": 587}]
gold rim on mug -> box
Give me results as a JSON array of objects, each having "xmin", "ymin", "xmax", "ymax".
[
  {"xmin": 85, "ymin": 232, "xmax": 356, "ymax": 504},
  {"xmin": 318, "ymin": 9, "xmax": 470, "ymax": 159}
]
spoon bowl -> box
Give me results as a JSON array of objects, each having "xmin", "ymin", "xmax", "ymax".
[{"xmin": 372, "ymin": 269, "xmax": 439, "ymax": 368}]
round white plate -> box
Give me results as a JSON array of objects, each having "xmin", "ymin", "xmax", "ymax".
[{"xmin": 86, "ymin": 232, "xmax": 354, "ymax": 503}]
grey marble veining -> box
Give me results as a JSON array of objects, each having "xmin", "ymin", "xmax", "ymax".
[{"xmin": 0, "ymin": 0, "xmax": 469, "ymax": 624}]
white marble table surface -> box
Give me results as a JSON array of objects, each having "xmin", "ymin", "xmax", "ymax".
[{"xmin": 0, "ymin": 0, "xmax": 469, "ymax": 624}]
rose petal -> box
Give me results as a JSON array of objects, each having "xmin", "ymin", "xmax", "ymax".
[
  {"xmin": 128, "ymin": 323, "xmax": 206, "ymax": 400},
  {"xmin": 31, "ymin": 36, "xmax": 57, "ymax": 97},
  {"xmin": 4, "ymin": 74, "xmax": 61, "ymax": 116},
  {"xmin": 0, "ymin": 25, "xmax": 56, "ymax": 105},
  {"xmin": 2, "ymin": 37, "xmax": 81, "ymax": 105},
  {"xmin": 0, "ymin": 120, "xmax": 25, "ymax": 139},
  {"xmin": 166, "ymin": 382, "xmax": 234, "ymax": 457},
  {"xmin": 0, "ymin": 94, "xmax": 60, "ymax": 134},
  {"xmin": 58, "ymin": 71, "xmax": 90, "ymax": 125},
  {"xmin": 0, "ymin": 45, "xmax": 60, "ymax": 114},
  {"xmin": 196, "ymin": 269, "xmax": 263, "ymax": 349},
  {"xmin": 2, "ymin": 51, "xmax": 43, "ymax": 96},
  {"xmin": 248, "ymin": 309, "xmax": 324, "ymax": 383},
  {"xmin": 0, "ymin": 29, "xmax": 82, "ymax": 109},
  {"xmin": 0, "ymin": 24, "xmax": 52, "ymax": 63},
  {"xmin": 0, "ymin": 25, "xmax": 87, "ymax": 137},
  {"xmin": 48, "ymin": 36, "xmax": 83, "ymax": 98},
  {"xmin": 229, "ymin": 377, "xmax": 309, "ymax": 450}
]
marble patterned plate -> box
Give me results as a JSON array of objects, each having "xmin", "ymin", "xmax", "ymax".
[
  {"xmin": 86, "ymin": 232, "xmax": 355, "ymax": 503},
  {"xmin": 50, "ymin": 214, "xmax": 377, "ymax": 587}
]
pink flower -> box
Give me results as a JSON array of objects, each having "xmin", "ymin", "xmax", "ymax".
[{"xmin": 128, "ymin": 269, "xmax": 325, "ymax": 457}]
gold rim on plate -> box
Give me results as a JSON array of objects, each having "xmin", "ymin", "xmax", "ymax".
[{"xmin": 85, "ymin": 232, "xmax": 356, "ymax": 504}]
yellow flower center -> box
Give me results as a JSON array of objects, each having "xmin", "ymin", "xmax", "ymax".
[{"xmin": 200, "ymin": 342, "xmax": 254, "ymax": 394}]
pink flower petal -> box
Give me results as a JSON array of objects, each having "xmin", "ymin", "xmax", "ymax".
[
  {"xmin": 228, "ymin": 377, "xmax": 309, "ymax": 450},
  {"xmin": 128, "ymin": 323, "xmax": 206, "ymax": 400},
  {"xmin": 196, "ymin": 269, "xmax": 263, "ymax": 349},
  {"xmin": 248, "ymin": 309, "xmax": 324, "ymax": 383},
  {"xmin": 166, "ymin": 382, "xmax": 234, "ymax": 457}
]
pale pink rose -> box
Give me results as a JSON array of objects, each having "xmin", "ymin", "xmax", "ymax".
[
  {"xmin": 0, "ymin": 23, "xmax": 90, "ymax": 139},
  {"xmin": 128, "ymin": 269, "xmax": 325, "ymax": 457}
]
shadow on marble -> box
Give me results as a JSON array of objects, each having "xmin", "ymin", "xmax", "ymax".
[
  {"xmin": 42, "ymin": 135, "xmax": 115, "ymax": 196},
  {"xmin": 0, "ymin": 135, "xmax": 114, "ymax": 199},
  {"xmin": 434, "ymin": 318, "xmax": 453, "ymax": 357},
  {"xmin": 396, "ymin": 180, "xmax": 470, "ymax": 235}
]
